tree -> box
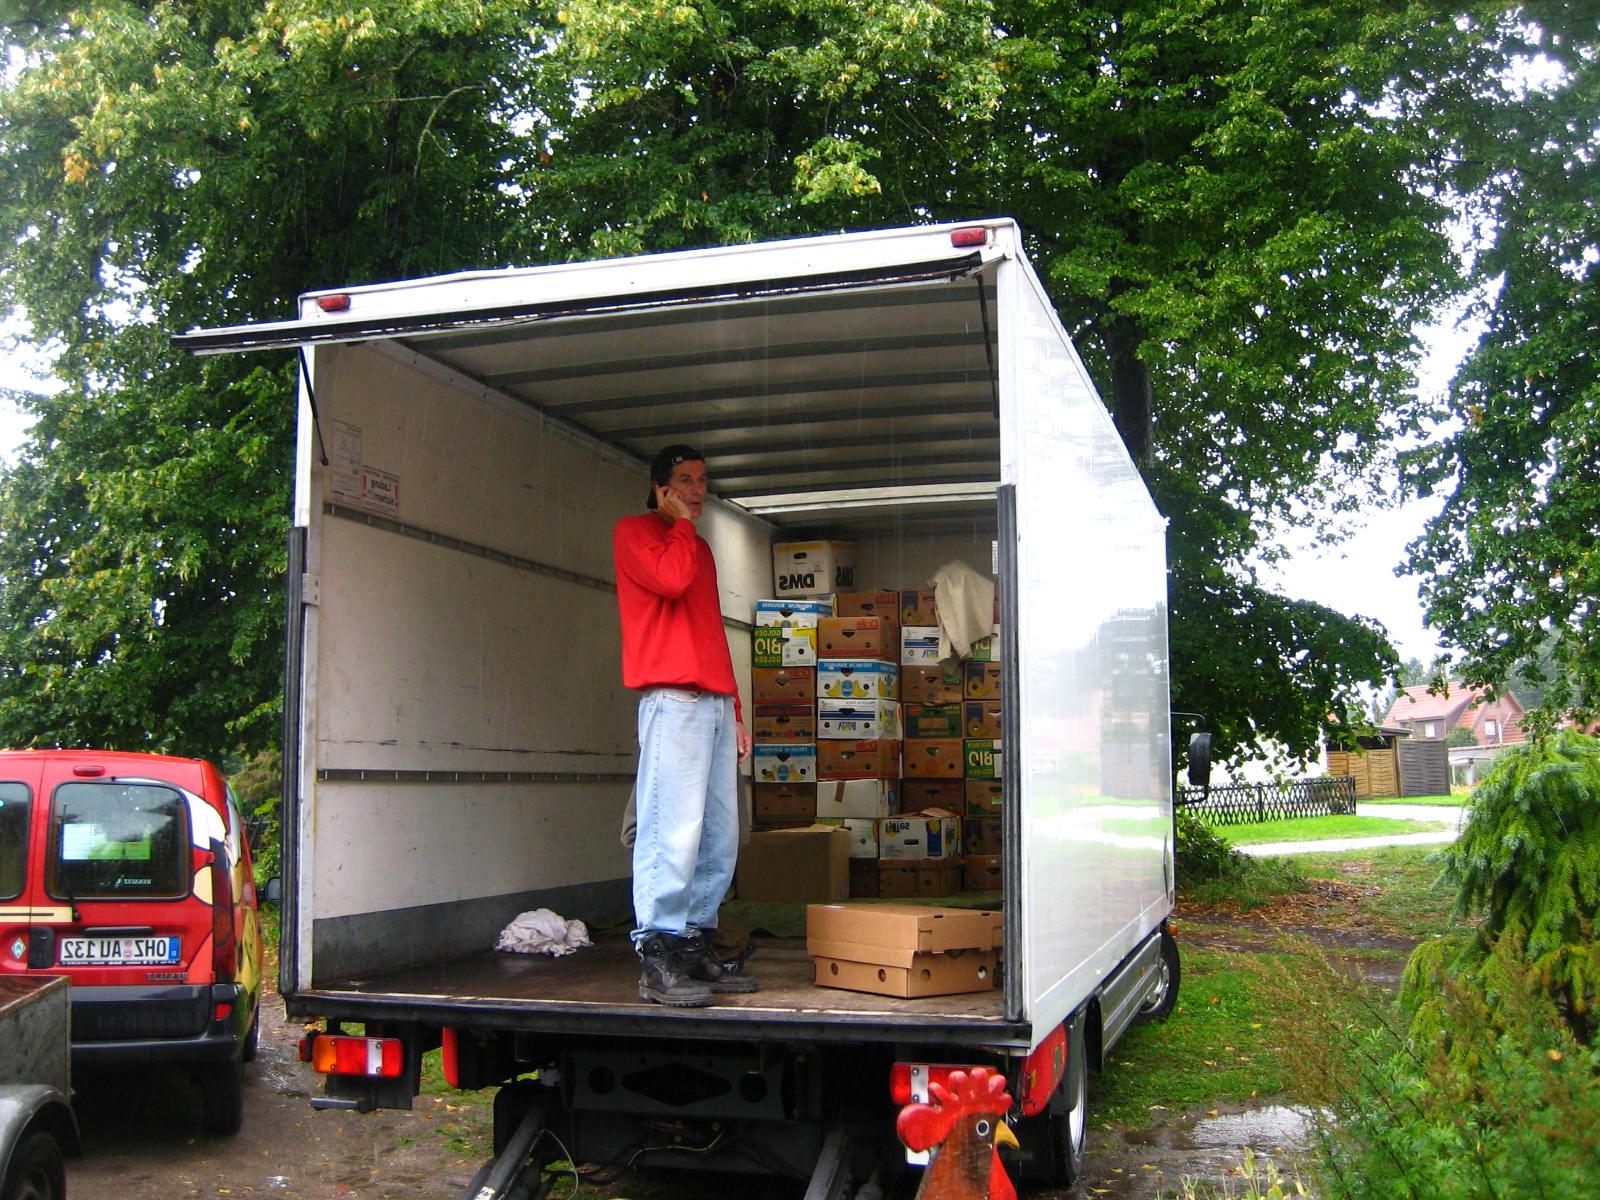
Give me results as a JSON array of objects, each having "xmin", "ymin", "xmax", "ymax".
[
  {"xmin": 1405, "ymin": 3, "xmax": 1600, "ymax": 734},
  {"xmin": 0, "ymin": 0, "xmax": 546, "ymax": 760}
]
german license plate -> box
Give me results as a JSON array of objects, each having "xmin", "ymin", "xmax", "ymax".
[{"xmin": 58, "ymin": 936, "xmax": 180, "ymax": 966}]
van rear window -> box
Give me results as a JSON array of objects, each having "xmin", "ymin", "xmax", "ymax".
[
  {"xmin": 0, "ymin": 783, "xmax": 28, "ymax": 901},
  {"xmin": 48, "ymin": 782, "xmax": 188, "ymax": 899}
]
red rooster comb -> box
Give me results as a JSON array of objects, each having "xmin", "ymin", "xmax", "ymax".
[{"xmin": 895, "ymin": 1067, "xmax": 1013, "ymax": 1153}]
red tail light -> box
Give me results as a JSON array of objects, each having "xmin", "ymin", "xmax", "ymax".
[
  {"xmin": 209, "ymin": 841, "xmax": 236, "ymax": 977},
  {"xmin": 309, "ymin": 1034, "xmax": 404, "ymax": 1078},
  {"xmin": 950, "ymin": 226, "xmax": 989, "ymax": 247}
]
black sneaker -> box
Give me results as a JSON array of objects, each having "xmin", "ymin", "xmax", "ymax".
[
  {"xmin": 638, "ymin": 935, "xmax": 713, "ymax": 1007},
  {"xmin": 684, "ymin": 929, "xmax": 758, "ymax": 994}
]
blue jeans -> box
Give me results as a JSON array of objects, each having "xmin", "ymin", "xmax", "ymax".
[{"xmin": 632, "ymin": 687, "xmax": 738, "ymax": 947}]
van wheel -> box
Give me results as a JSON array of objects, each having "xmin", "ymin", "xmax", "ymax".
[
  {"xmin": 1, "ymin": 1131, "xmax": 66, "ymax": 1200},
  {"xmin": 201, "ymin": 1060, "xmax": 246, "ymax": 1136},
  {"xmin": 1136, "ymin": 927, "xmax": 1181, "ymax": 1024},
  {"xmin": 242, "ymin": 1005, "xmax": 261, "ymax": 1063}
]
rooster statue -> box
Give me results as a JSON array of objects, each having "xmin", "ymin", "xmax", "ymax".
[{"xmin": 895, "ymin": 1067, "xmax": 1020, "ymax": 1200}]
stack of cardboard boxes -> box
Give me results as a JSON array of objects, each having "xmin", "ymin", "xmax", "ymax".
[{"xmin": 743, "ymin": 540, "xmax": 1005, "ymax": 903}]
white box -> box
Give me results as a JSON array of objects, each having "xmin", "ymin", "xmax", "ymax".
[
  {"xmin": 753, "ymin": 743, "xmax": 817, "ymax": 784},
  {"xmin": 754, "ymin": 598, "xmax": 835, "ymax": 629},
  {"xmin": 901, "ymin": 625, "xmax": 946, "ymax": 665},
  {"xmin": 773, "ymin": 541, "xmax": 856, "ymax": 598},
  {"xmin": 818, "ymin": 659, "xmax": 899, "ymax": 700},
  {"xmin": 968, "ymin": 623, "xmax": 1002, "ymax": 663},
  {"xmin": 815, "ymin": 778, "xmax": 899, "ymax": 820},
  {"xmin": 817, "ymin": 698, "xmax": 902, "ymax": 741},
  {"xmin": 818, "ymin": 817, "xmax": 879, "ymax": 859},
  {"xmin": 878, "ymin": 810, "xmax": 962, "ymax": 861}
]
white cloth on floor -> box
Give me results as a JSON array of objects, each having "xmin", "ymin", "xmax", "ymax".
[
  {"xmin": 495, "ymin": 908, "xmax": 592, "ymax": 956},
  {"xmin": 929, "ymin": 560, "xmax": 997, "ymax": 660}
]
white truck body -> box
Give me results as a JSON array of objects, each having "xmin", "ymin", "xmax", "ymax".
[{"xmin": 179, "ymin": 218, "xmax": 1175, "ymax": 1187}]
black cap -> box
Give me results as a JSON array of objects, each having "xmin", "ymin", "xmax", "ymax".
[{"xmin": 646, "ymin": 443, "xmax": 705, "ymax": 509}]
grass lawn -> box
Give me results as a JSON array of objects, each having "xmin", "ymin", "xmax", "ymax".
[
  {"xmin": 1213, "ymin": 813, "xmax": 1448, "ymax": 845},
  {"xmin": 1357, "ymin": 793, "xmax": 1463, "ymax": 806}
]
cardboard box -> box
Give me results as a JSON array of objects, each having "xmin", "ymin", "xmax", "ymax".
[
  {"xmin": 901, "ymin": 779, "xmax": 964, "ymax": 814},
  {"xmin": 753, "ymin": 742, "xmax": 817, "ymax": 784},
  {"xmin": 878, "ymin": 809, "xmax": 962, "ymax": 860},
  {"xmin": 818, "ymin": 817, "xmax": 878, "ymax": 859},
  {"xmin": 753, "ymin": 817, "xmax": 815, "ymax": 832},
  {"xmin": 964, "ymin": 739, "xmax": 1001, "ymax": 781},
  {"xmin": 963, "ymin": 855, "xmax": 1003, "ymax": 892},
  {"xmin": 818, "ymin": 616, "xmax": 896, "ymax": 661},
  {"xmin": 736, "ymin": 826, "xmax": 849, "ymax": 903},
  {"xmin": 965, "ymin": 779, "xmax": 1003, "ymax": 816},
  {"xmin": 900, "ymin": 589, "xmax": 938, "ymax": 626},
  {"xmin": 849, "ymin": 858, "xmax": 881, "ymax": 898},
  {"xmin": 964, "ymin": 815, "xmax": 1003, "ymax": 856},
  {"xmin": 903, "ymin": 738, "xmax": 964, "ymax": 779},
  {"xmin": 806, "ymin": 902, "xmax": 1002, "ymax": 997},
  {"xmin": 900, "ymin": 625, "xmax": 946, "ymax": 666},
  {"xmin": 817, "ymin": 738, "xmax": 901, "ymax": 780},
  {"xmin": 904, "ymin": 702, "xmax": 963, "ymax": 739},
  {"xmin": 753, "ymin": 666, "xmax": 816, "ymax": 704},
  {"xmin": 818, "ymin": 659, "xmax": 898, "ymax": 700},
  {"xmin": 818, "ymin": 698, "xmax": 901, "ymax": 741},
  {"xmin": 774, "ymin": 540, "xmax": 855, "ymax": 597},
  {"xmin": 875, "ymin": 861, "xmax": 964, "ymax": 900},
  {"xmin": 754, "ymin": 598, "xmax": 834, "ymax": 628},
  {"xmin": 816, "ymin": 777, "xmax": 899, "ymax": 820},
  {"xmin": 752, "ymin": 625, "xmax": 817, "ymax": 668},
  {"xmin": 901, "ymin": 663, "xmax": 963, "ymax": 705},
  {"xmin": 753, "ymin": 704, "xmax": 816, "ymax": 743},
  {"xmin": 963, "ymin": 700, "xmax": 1002, "ymax": 739},
  {"xmin": 753, "ymin": 781, "xmax": 817, "ymax": 824},
  {"xmin": 964, "ymin": 661, "xmax": 1002, "ymax": 700},
  {"xmin": 836, "ymin": 591, "xmax": 900, "ymax": 620},
  {"xmin": 967, "ymin": 623, "xmax": 1002, "ymax": 663}
]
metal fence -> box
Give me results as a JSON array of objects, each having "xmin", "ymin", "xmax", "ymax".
[{"xmin": 1176, "ymin": 775, "xmax": 1358, "ymax": 825}]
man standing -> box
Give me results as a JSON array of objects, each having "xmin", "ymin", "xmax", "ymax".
[{"xmin": 612, "ymin": 445, "xmax": 755, "ymax": 1007}]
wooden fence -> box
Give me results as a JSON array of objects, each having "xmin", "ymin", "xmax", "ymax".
[{"xmin": 1176, "ymin": 776, "xmax": 1358, "ymax": 825}]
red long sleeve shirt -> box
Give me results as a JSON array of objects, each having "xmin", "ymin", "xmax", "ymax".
[{"xmin": 612, "ymin": 513, "xmax": 741, "ymax": 720}]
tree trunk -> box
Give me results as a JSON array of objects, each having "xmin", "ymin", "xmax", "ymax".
[{"xmin": 1108, "ymin": 318, "xmax": 1153, "ymax": 469}]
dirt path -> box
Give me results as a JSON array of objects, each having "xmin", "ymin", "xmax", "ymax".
[{"xmin": 67, "ymin": 982, "xmax": 491, "ymax": 1200}]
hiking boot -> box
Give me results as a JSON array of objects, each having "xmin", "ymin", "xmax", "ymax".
[
  {"xmin": 637, "ymin": 934, "xmax": 713, "ymax": 1007},
  {"xmin": 684, "ymin": 928, "xmax": 758, "ymax": 994}
]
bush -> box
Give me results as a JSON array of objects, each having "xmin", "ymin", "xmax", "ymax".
[
  {"xmin": 1175, "ymin": 808, "xmax": 1305, "ymax": 909},
  {"xmin": 229, "ymin": 746, "xmax": 282, "ymax": 886},
  {"xmin": 1405, "ymin": 729, "xmax": 1600, "ymax": 1044}
]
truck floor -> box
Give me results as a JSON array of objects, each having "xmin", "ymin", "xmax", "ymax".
[{"xmin": 310, "ymin": 931, "xmax": 1010, "ymax": 1036}]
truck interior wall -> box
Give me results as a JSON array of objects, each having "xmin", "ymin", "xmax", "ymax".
[
  {"xmin": 851, "ymin": 532, "xmax": 998, "ymax": 595},
  {"xmin": 304, "ymin": 344, "xmax": 770, "ymax": 982}
]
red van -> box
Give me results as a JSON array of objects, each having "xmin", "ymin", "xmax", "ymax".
[{"xmin": 0, "ymin": 750, "xmax": 263, "ymax": 1135}]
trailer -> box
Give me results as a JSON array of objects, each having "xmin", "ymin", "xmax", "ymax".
[
  {"xmin": 0, "ymin": 977, "xmax": 78, "ymax": 1200},
  {"xmin": 177, "ymin": 219, "xmax": 1183, "ymax": 1197}
]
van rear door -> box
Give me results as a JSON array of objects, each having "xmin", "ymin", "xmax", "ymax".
[{"xmin": 0, "ymin": 758, "xmax": 48, "ymax": 971}]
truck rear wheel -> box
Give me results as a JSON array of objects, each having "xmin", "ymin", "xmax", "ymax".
[
  {"xmin": 1, "ymin": 1131, "xmax": 66, "ymax": 1200},
  {"xmin": 1014, "ymin": 1014, "xmax": 1088, "ymax": 1188},
  {"xmin": 201, "ymin": 1060, "xmax": 246, "ymax": 1136}
]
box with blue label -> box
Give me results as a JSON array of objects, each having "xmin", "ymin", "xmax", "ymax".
[
  {"xmin": 818, "ymin": 659, "xmax": 898, "ymax": 700},
  {"xmin": 878, "ymin": 809, "xmax": 962, "ymax": 861},
  {"xmin": 754, "ymin": 597, "xmax": 835, "ymax": 629},
  {"xmin": 773, "ymin": 541, "xmax": 855, "ymax": 598},
  {"xmin": 753, "ymin": 743, "xmax": 817, "ymax": 784},
  {"xmin": 817, "ymin": 698, "xmax": 901, "ymax": 740},
  {"xmin": 900, "ymin": 625, "xmax": 946, "ymax": 666}
]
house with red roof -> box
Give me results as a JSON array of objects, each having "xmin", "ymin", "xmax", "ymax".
[{"xmin": 1381, "ymin": 681, "xmax": 1527, "ymax": 785}]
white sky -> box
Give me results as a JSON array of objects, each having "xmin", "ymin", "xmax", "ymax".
[{"xmin": 0, "ymin": 306, "xmax": 1470, "ymax": 664}]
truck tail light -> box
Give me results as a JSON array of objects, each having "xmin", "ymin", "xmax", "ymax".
[
  {"xmin": 308, "ymin": 1034, "xmax": 404, "ymax": 1078},
  {"xmin": 889, "ymin": 1062, "xmax": 989, "ymax": 1105},
  {"xmin": 950, "ymin": 226, "xmax": 989, "ymax": 247},
  {"xmin": 315, "ymin": 294, "xmax": 351, "ymax": 312},
  {"xmin": 209, "ymin": 840, "xmax": 236, "ymax": 977}
]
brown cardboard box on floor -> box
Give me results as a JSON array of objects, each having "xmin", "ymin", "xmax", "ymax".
[
  {"xmin": 806, "ymin": 902, "xmax": 1002, "ymax": 997},
  {"xmin": 964, "ymin": 815, "xmax": 1003, "ymax": 856},
  {"xmin": 875, "ymin": 861, "xmax": 965, "ymax": 899},
  {"xmin": 735, "ymin": 825, "xmax": 849, "ymax": 903}
]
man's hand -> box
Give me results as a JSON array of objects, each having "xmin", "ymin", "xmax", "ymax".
[
  {"xmin": 656, "ymin": 484, "xmax": 695, "ymax": 522},
  {"xmin": 736, "ymin": 721, "xmax": 752, "ymax": 762}
]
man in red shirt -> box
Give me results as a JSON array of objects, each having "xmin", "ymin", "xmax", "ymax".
[{"xmin": 613, "ymin": 445, "xmax": 754, "ymax": 1007}]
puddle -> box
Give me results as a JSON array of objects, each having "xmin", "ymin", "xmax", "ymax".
[{"xmin": 1188, "ymin": 1104, "xmax": 1314, "ymax": 1150}]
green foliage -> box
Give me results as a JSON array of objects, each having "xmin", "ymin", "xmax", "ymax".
[
  {"xmin": 1313, "ymin": 933, "xmax": 1600, "ymax": 1200},
  {"xmin": 1403, "ymin": 730, "xmax": 1600, "ymax": 1043},
  {"xmin": 1404, "ymin": 8, "xmax": 1600, "ymax": 732},
  {"xmin": 228, "ymin": 746, "xmax": 282, "ymax": 884},
  {"xmin": 1445, "ymin": 725, "xmax": 1477, "ymax": 747},
  {"xmin": 1177, "ymin": 807, "xmax": 1242, "ymax": 883}
]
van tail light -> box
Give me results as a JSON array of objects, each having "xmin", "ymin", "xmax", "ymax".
[
  {"xmin": 307, "ymin": 1034, "xmax": 404, "ymax": 1078},
  {"xmin": 208, "ymin": 839, "xmax": 237, "ymax": 977}
]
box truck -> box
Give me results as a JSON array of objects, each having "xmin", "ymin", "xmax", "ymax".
[{"xmin": 177, "ymin": 219, "xmax": 1185, "ymax": 1197}]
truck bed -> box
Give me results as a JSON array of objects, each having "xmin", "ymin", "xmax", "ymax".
[{"xmin": 294, "ymin": 931, "xmax": 1026, "ymax": 1048}]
